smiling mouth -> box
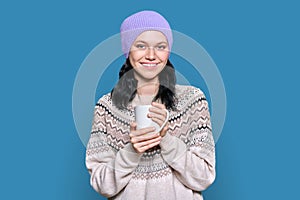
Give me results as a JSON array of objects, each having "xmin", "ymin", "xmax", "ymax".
[{"xmin": 141, "ymin": 63, "xmax": 158, "ymax": 67}]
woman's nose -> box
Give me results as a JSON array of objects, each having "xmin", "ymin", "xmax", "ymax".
[{"xmin": 145, "ymin": 47, "xmax": 155, "ymax": 60}]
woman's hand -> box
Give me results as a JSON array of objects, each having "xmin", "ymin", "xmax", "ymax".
[
  {"xmin": 148, "ymin": 102, "xmax": 169, "ymax": 137},
  {"xmin": 129, "ymin": 122, "xmax": 162, "ymax": 154}
]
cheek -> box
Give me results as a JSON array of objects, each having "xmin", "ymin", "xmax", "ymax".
[
  {"xmin": 157, "ymin": 52, "xmax": 169, "ymax": 62},
  {"xmin": 129, "ymin": 51, "xmax": 144, "ymax": 61}
]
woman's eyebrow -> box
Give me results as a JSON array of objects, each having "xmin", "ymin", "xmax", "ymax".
[
  {"xmin": 134, "ymin": 40, "xmax": 147, "ymax": 44},
  {"xmin": 156, "ymin": 42, "xmax": 168, "ymax": 45},
  {"xmin": 134, "ymin": 40, "xmax": 168, "ymax": 44}
]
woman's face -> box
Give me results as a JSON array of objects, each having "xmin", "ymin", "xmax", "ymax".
[{"xmin": 129, "ymin": 30, "xmax": 170, "ymax": 84}]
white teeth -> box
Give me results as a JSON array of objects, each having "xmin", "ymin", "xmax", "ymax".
[{"xmin": 142, "ymin": 63, "xmax": 157, "ymax": 67}]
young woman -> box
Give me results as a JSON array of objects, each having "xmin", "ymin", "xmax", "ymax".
[{"xmin": 86, "ymin": 10, "xmax": 215, "ymax": 200}]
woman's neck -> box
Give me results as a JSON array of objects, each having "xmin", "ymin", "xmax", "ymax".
[{"xmin": 137, "ymin": 82, "xmax": 159, "ymax": 96}]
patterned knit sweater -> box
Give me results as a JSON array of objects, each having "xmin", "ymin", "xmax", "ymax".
[{"xmin": 86, "ymin": 85, "xmax": 215, "ymax": 200}]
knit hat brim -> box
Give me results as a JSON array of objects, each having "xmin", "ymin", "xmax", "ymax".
[{"xmin": 120, "ymin": 10, "xmax": 173, "ymax": 58}]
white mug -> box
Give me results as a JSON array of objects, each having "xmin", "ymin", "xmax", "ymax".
[{"xmin": 134, "ymin": 105, "xmax": 169, "ymax": 133}]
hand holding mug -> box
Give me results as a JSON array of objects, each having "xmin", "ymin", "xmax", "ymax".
[
  {"xmin": 147, "ymin": 102, "xmax": 169, "ymax": 137},
  {"xmin": 129, "ymin": 122, "xmax": 162, "ymax": 154},
  {"xmin": 130, "ymin": 102, "xmax": 169, "ymax": 153},
  {"xmin": 134, "ymin": 102, "xmax": 169, "ymax": 136}
]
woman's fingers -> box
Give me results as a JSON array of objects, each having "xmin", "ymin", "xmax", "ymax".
[
  {"xmin": 130, "ymin": 126, "xmax": 156, "ymax": 137},
  {"xmin": 135, "ymin": 136, "xmax": 161, "ymax": 148},
  {"xmin": 148, "ymin": 103, "xmax": 168, "ymax": 126},
  {"xmin": 129, "ymin": 102, "xmax": 169, "ymax": 153},
  {"xmin": 131, "ymin": 130, "xmax": 160, "ymax": 143},
  {"xmin": 133, "ymin": 136, "xmax": 162, "ymax": 153},
  {"xmin": 151, "ymin": 102, "xmax": 166, "ymax": 109},
  {"xmin": 149, "ymin": 106, "xmax": 167, "ymax": 118},
  {"xmin": 148, "ymin": 112, "xmax": 165, "ymax": 126}
]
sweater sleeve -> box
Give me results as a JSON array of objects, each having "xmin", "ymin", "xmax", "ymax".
[
  {"xmin": 159, "ymin": 89, "xmax": 216, "ymax": 191},
  {"xmin": 85, "ymin": 101, "xmax": 142, "ymax": 198}
]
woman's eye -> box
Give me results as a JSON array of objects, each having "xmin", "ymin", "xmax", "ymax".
[
  {"xmin": 156, "ymin": 45, "xmax": 166, "ymax": 50},
  {"xmin": 136, "ymin": 44, "xmax": 146, "ymax": 49}
]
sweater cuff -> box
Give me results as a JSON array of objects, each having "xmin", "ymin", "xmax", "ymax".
[
  {"xmin": 120, "ymin": 143, "xmax": 142, "ymax": 163},
  {"xmin": 160, "ymin": 132, "xmax": 175, "ymax": 147},
  {"xmin": 114, "ymin": 143, "xmax": 142, "ymax": 172},
  {"xmin": 159, "ymin": 132, "xmax": 187, "ymax": 164}
]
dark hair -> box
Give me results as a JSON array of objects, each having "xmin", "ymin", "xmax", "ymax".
[{"xmin": 111, "ymin": 58, "xmax": 176, "ymax": 110}]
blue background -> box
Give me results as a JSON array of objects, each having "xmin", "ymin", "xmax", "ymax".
[{"xmin": 1, "ymin": 0, "xmax": 299, "ymax": 199}]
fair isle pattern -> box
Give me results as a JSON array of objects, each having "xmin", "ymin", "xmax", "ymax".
[{"xmin": 86, "ymin": 85, "xmax": 214, "ymax": 181}]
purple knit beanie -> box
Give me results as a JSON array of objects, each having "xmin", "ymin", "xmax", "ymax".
[{"xmin": 120, "ymin": 10, "xmax": 173, "ymax": 58}]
